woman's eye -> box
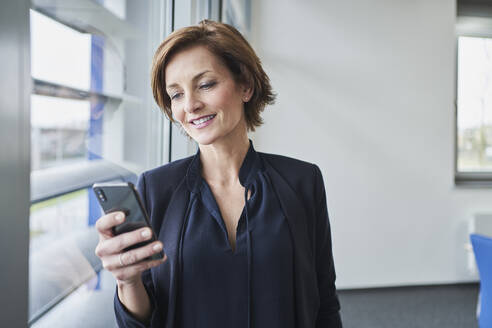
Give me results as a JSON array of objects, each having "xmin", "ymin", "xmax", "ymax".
[
  {"xmin": 171, "ymin": 92, "xmax": 182, "ymax": 100},
  {"xmin": 199, "ymin": 81, "xmax": 216, "ymax": 90}
]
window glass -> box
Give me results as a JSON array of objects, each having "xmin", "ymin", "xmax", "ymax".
[
  {"xmin": 30, "ymin": 10, "xmax": 91, "ymax": 90},
  {"xmin": 30, "ymin": 189, "xmax": 88, "ymax": 249},
  {"xmin": 29, "ymin": 1, "xmax": 164, "ymax": 324},
  {"xmin": 457, "ymin": 36, "xmax": 492, "ymax": 172},
  {"xmin": 31, "ymin": 95, "xmax": 90, "ymax": 170}
]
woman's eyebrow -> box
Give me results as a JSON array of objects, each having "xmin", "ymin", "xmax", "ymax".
[{"xmin": 167, "ymin": 70, "xmax": 212, "ymax": 90}]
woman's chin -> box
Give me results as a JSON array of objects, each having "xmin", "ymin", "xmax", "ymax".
[
  {"xmin": 191, "ymin": 132, "xmax": 219, "ymax": 146},
  {"xmin": 187, "ymin": 122, "xmax": 245, "ymax": 147}
]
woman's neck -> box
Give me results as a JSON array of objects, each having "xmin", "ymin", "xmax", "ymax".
[{"xmin": 199, "ymin": 132, "xmax": 250, "ymax": 187}]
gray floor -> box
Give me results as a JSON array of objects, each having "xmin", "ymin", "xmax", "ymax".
[{"xmin": 338, "ymin": 283, "xmax": 480, "ymax": 328}]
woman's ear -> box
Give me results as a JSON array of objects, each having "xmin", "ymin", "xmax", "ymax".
[
  {"xmin": 242, "ymin": 84, "xmax": 253, "ymax": 102},
  {"xmin": 238, "ymin": 63, "xmax": 254, "ymax": 102}
]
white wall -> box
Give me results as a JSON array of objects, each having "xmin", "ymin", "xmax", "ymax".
[{"xmin": 250, "ymin": 0, "xmax": 492, "ymax": 289}]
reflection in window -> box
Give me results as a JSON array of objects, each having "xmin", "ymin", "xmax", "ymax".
[{"xmin": 457, "ymin": 36, "xmax": 492, "ymax": 172}]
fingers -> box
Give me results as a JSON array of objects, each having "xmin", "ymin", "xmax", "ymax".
[
  {"xmin": 95, "ymin": 227, "xmax": 153, "ymax": 257},
  {"xmin": 102, "ymin": 241, "xmax": 165, "ymax": 271},
  {"xmin": 93, "ymin": 212, "xmax": 166, "ymax": 284},
  {"xmin": 112, "ymin": 256, "xmax": 166, "ymax": 283},
  {"xmin": 95, "ymin": 211, "xmax": 125, "ymax": 238}
]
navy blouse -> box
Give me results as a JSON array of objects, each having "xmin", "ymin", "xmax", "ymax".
[
  {"xmin": 178, "ymin": 141, "xmax": 296, "ymax": 328},
  {"xmin": 114, "ymin": 139, "xmax": 343, "ymax": 328}
]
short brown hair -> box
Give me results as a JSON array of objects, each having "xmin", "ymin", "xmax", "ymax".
[{"xmin": 151, "ymin": 20, "xmax": 275, "ymax": 132}]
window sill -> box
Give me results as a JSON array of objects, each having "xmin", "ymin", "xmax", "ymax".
[{"xmin": 455, "ymin": 172, "xmax": 492, "ymax": 188}]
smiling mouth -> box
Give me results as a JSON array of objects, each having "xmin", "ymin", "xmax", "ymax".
[{"xmin": 191, "ymin": 114, "xmax": 216, "ymax": 125}]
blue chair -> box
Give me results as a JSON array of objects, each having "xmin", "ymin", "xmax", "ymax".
[{"xmin": 471, "ymin": 234, "xmax": 492, "ymax": 328}]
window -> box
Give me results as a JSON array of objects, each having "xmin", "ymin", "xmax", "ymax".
[
  {"xmin": 28, "ymin": 1, "xmax": 168, "ymax": 325},
  {"xmin": 30, "ymin": 9, "xmax": 92, "ymax": 170},
  {"xmin": 456, "ymin": 36, "xmax": 492, "ymax": 174},
  {"xmin": 456, "ymin": 1, "xmax": 492, "ymax": 185}
]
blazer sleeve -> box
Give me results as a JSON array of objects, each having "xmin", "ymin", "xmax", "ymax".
[
  {"xmin": 114, "ymin": 173, "xmax": 159, "ymax": 328},
  {"xmin": 312, "ymin": 164, "xmax": 343, "ymax": 328}
]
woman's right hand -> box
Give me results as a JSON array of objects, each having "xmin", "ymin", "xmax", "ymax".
[{"xmin": 94, "ymin": 211, "xmax": 167, "ymax": 286}]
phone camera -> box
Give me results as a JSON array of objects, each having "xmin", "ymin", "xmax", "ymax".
[{"xmin": 95, "ymin": 189, "xmax": 107, "ymax": 202}]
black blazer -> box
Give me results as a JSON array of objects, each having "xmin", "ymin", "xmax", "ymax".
[{"xmin": 114, "ymin": 145, "xmax": 342, "ymax": 328}]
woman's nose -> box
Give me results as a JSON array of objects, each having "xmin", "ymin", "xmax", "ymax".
[{"xmin": 183, "ymin": 93, "xmax": 203, "ymax": 113}]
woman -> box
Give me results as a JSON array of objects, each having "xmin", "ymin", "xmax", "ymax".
[{"xmin": 95, "ymin": 20, "xmax": 342, "ymax": 328}]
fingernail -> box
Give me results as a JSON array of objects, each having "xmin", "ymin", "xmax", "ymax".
[
  {"xmin": 115, "ymin": 213, "xmax": 124, "ymax": 222},
  {"xmin": 141, "ymin": 229, "xmax": 151, "ymax": 238},
  {"xmin": 153, "ymin": 243, "xmax": 162, "ymax": 251}
]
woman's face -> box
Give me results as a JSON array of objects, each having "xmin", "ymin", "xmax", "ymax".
[{"xmin": 165, "ymin": 45, "xmax": 252, "ymax": 146}]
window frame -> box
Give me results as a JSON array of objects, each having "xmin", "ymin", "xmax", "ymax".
[{"xmin": 455, "ymin": 13, "xmax": 492, "ymax": 187}]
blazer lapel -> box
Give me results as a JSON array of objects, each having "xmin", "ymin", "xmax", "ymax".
[
  {"xmin": 158, "ymin": 178, "xmax": 190, "ymax": 328},
  {"xmin": 263, "ymin": 159, "xmax": 320, "ymax": 328}
]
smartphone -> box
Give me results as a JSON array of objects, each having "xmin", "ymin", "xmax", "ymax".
[{"xmin": 92, "ymin": 182, "xmax": 163, "ymax": 261}]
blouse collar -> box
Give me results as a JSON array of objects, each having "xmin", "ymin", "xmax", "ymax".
[{"xmin": 186, "ymin": 139, "xmax": 263, "ymax": 193}]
